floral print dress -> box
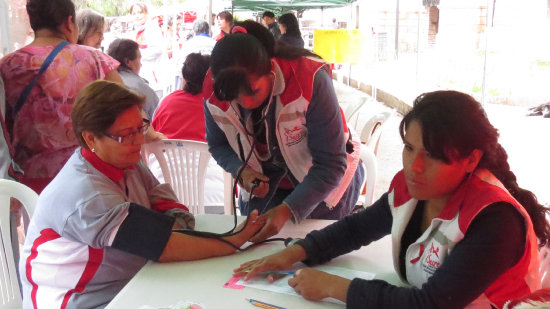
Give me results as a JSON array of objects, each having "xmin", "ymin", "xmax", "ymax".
[{"xmin": 0, "ymin": 43, "xmax": 119, "ymax": 192}]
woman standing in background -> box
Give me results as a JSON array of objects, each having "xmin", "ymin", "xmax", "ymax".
[
  {"xmin": 0, "ymin": 0, "xmax": 121, "ymax": 193},
  {"xmin": 129, "ymin": 2, "xmax": 165, "ymax": 96},
  {"xmin": 278, "ymin": 13, "xmax": 304, "ymax": 48}
]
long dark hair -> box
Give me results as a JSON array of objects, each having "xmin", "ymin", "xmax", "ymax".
[
  {"xmin": 399, "ymin": 90, "xmax": 550, "ymax": 245},
  {"xmin": 210, "ymin": 20, "xmax": 318, "ymax": 101},
  {"xmin": 210, "ymin": 32, "xmax": 271, "ymax": 102},
  {"xmin": 278, "ymin": 13, "xmax": 301, "ymax": 37},
  {"xmin": 237, "ymin": 20, "xmax": 317, "ymax": 60}
]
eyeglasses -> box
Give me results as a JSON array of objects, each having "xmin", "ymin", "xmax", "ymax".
[{"xmin": 104, "ymin": 119, "xmax": 150, "ymax": 144}]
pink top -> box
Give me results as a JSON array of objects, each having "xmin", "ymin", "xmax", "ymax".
[{"xmin": 0, "ymin": 43, "xmax": 119, "ymax": 192}]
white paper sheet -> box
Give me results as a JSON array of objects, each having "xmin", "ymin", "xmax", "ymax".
[{"xmin": 236, "ymin": 265, "xmax": 375, "ymax": 304}]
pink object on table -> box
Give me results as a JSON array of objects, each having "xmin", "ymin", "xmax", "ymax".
[{"xmin": 223, "ymin": 275, "xmax": 245, "ymax": 290}]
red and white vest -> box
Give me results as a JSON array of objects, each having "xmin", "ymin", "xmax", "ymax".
[
  {"xmin": 203, "ymin": 57, "xmax": 361, "ymax": 208},
  {"xmin": 388, "ymin": 169, "xmax": 541, "ymax": 308}
]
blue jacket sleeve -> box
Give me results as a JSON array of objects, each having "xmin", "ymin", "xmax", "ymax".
[
  {"xmin": 282, "ymin": 69, "xmax": 348, "ymax": 222},
  {"xmin": 203, "ymin": 101, "xmax": 243, "ymax": 177}
]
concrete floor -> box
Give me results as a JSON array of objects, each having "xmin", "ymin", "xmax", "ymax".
[{"xmin": 334, "ymin": 80, "xmax": 550, "ymax": 206}]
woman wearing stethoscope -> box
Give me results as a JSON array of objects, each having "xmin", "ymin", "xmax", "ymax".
[{"xmin": 203, "ymin": 21, "xmax": 364, "ymax": 242}]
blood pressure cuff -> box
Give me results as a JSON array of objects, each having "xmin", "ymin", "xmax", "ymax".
[{"xmin": 112, "ymin": 203, "xmax": 175, "ymax": 261}]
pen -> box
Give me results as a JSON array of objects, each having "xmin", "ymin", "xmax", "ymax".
[
  {"xmin": 246, "ymin": 298, "xmax": 286, "ymax": 309},
  {"xmin": 260, "ymin": 270, "xmax": 296, "ymax": 283},
  {"xmin": 260, "ymin": 270, "xmax": 296, "ymax": 275}
]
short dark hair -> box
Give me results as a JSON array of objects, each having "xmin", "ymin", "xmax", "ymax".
[
  {"xmin": 107, "ymin": 39, "xmax": 139, "ymax": 70},
  {"xmin": 26, "ymin": 0, "xmax": 76, "ymax": 32},
  {"xmin": 76, "ymin": 9, "xmax": 105, "ymax": 45},
  {"xmin": 193, "ymin": 20, "xmax": 210, "ymax": 36},
  {"xmin": 182, "ymin": 53, "xmax": 210, "ymax": 95},
  {"xmin": 72, "ymin": 81, "xmax": 144, "ymax": 148},
  {"xmin": 262, "ymin": 11, "xmax": 275, "ymax": 19},
  {"xmin": 217, "ymin": 11, "xmax": 233, "ymax": 24}
]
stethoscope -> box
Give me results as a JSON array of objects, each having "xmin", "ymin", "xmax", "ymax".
[
  {"xmin": 174, "ymin": 71, "xmax": 291, "ymax": 250},
  {"xmin": 228, "ymin": 71, "xmax": 276, "ymax": 138}
]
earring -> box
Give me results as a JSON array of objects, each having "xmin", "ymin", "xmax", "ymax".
[{"xmin": 91, "ymin": 148, "xmax": 96, "ymax": 153}]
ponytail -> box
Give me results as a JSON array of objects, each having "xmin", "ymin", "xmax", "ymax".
[{"xmin": 479, "ymin": 144, "xmax": 550, "ymax": 246}]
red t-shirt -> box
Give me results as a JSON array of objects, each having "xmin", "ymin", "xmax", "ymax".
[{"xmin": 152, "ymin": 90, "xmax": 206, "ymax": 142}]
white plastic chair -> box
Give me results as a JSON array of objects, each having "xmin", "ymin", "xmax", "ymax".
[
  {"xmin": 359, "ymin": 110, "xmax": 393, "ymax": 156},
  {"xmin": 223, "ymin": 172, "xmax": 238, "ymax": 215},
  {"xmin": 141, "ymin": 139, "xmax": 211, "ymax": 215},
  {"xmin": 344, "ymin": 97, "xmax": 367, "ymax": 131},
  {"xmin": 356, "ymin": 143, "xmax": 378, "ymax": 208},
  {"xmin": 0, "ymin": 179, "xmax": 38, "ymax": 309},
  {"xmin": 539, "ymin": 245, "xmax": 550, "ymax": 288}
]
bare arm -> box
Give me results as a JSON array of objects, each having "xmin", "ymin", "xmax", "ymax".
[
  {"xmin": 159, "ymin": 210, "xmax": 263, "ymax": 262},
  {"xmin": 111, "ymin": 204, "xmax": 263, "ymax": 263}
]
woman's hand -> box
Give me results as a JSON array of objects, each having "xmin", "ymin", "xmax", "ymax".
[
  {"xmin": 239, "ymin": 167, "xmax": 269, "ymax": 198},
  {"xmin": 288, "ymin": 268, "xmax": 351, "ymax": 302},
  {"xmin": 228, "ymin": 210, "xmax": 264, "ymax": 247},
  {"xmin": 233, "ymin": 244, "xmax": 307, "ymax": 281},
  {"xmin": 249, "ymin": 203, "xmax": 292, "ymax": 242},
  {"xmin": 145, "ymin": 128, "xmax": 166, "ymax": 142}
]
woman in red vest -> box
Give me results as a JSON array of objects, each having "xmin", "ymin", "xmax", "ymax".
[
  {"xmin": 235, "ymin": 90, "xmax": 550, "ymax": 308},
  {"xmin": 203, "ymin": 21, "xmax": 363, "ymax": 243}
]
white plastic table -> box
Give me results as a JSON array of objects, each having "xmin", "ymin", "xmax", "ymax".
[{"xmin": 106, "ymin": 214, "xmax": 401, "ymax": 309}]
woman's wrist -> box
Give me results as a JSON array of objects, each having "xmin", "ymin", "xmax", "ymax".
[
  {"xmin": 286, "ymin": 244, "xmax": 307, "ymax": 263},
  {"xmin": 327, "ymin": 275, "xmax": 351, "ymax": 302}
]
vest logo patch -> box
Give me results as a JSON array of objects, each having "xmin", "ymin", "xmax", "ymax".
[
  {"xmin": 284, "ymin": 126, "xmax": 306, "ymax": 146},
  {"xmin": 423, "ymin": 243, "xmax": 442, "ymax": 275}
]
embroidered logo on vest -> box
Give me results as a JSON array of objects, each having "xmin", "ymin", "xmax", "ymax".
[
  {"xmin": 423, "ymin": 243, "xmax": 441, "ymax": 275},
  {"xmin": 284, "ymin": 126, "xmax": 306, "ymax": 146}
]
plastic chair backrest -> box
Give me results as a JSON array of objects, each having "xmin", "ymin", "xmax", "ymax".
[
  {"xmin": 0, "ymin": 179, "xmax": 38, "ymax": 308},
  {"xmin": 503, "ymin": 288, "xmax": 550, "ymax": 308},
  {"xmin": 540, "ymin": 245, "xmax": 550, "ymax": 288},
  {"xmin": 344, "ymin": 97, "xmax": 367, "ymax": 131},
  {"xmin": 358, "ymin": 144, "xmax": 378, "ymax": 207},
  {"xmin": 359, "ymin": 110, "xmax": 393, "ymax": 156},
  {"xmin": 223, "ymin": 172, "xmax": 237, "ymax": 215},
  {"xmin": 141, "ymin": 139, "xmax": 211, "ymax": 214}
]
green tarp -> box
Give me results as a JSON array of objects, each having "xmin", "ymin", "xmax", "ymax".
[{"xmin": 230, "ymin": 0, "xmax": 356, "ymax": 13}]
